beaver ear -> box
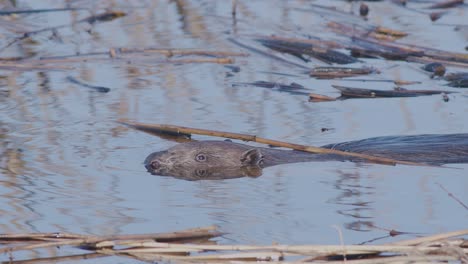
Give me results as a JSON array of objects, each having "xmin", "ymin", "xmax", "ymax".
[{"xmin": 240, "ymin": 148, "xmax": 264, "ymax": 166}]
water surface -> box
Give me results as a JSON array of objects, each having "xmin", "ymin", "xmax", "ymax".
[{"xmin": 0, "ymin": 0, "xmax": 467, "ymax": 262}]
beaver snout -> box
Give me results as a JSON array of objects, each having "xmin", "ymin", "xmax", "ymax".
[
  {"xmin": 149, "ymin": 160, "xmax": 161, "ymax": 170},
  {"xmin": 147, "ymin": 160, "xmax": 160, "ymax": 170},
  {"xmin": 144, "ymin": 150, "xmax": 168, "ymax": 171}
]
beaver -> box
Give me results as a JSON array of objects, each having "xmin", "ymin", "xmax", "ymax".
[{"xmin": 144, "ymin": 134, "xmax": 468, "ymax": 180}]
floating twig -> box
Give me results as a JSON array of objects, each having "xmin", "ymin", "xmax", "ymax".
[
  {"xmin": 422, "ymin": 62, "xmax": 446, "ymax": 78},
  {"xmin": 444, "ymin": 72, "xmax": 468, "ymax": 88},
  {"xmin": 308, "ymin": 93, "xmax": 337, "ymax": 102},
  {"xmin": 3, "ymin": 252, "xmax": 107, "ymax": 264},
  {"xmin": 119, "ymin": 120, "xmax": 192, "ymax": 142},
  {"xmin": 309, "ymin": 85, "xmax": 454, "ymax": 102},
  {"xmin": 40, "ymin": 48, "xmax": 248, "ymax": 60},
  {"xmin": 256, "ymin": 37, "xmax": 358, "ymax": 65},
  {"xmin": 166, "ymin": 57, "xmax": 234, "ymax": 64},
  {"xmin": 0, "ymin": 54, "xmax": 236, "ymax": 69},
  {"xmin": 327, "ymin": 22, "xmax": 408, "ymax": 42},
  {"xmin": 435, "ymin": 182, "xmax": 468, "ymax": 210},
  {"xmin": 0, "ymin": 62, "xmax": 73, "ymax": 71},
  {"xmin": 66, "ymin": 76, "xmax": 111, "ymax": 93},
  {"xmin": 427, "ymin": 0, "xmax": 464, "ymax": 9},
  {"xmin": 332, "ymin": 85, "xmax": 452, "ymax": 98},
  {"xmin": 0, "ymin": 225, "xmax": 222, "ymax": 255},
  {"xmin": 309, "ymin": 66, "xmax": 379, "ymax": 79},
  {"xmin": 387, "ymin": 229, "xmax": 468, "ymax": 246},
  {"xmin": 227, "ymin": 38, "xmax": 309, "ymax": 69},
  {"xmin": 0, "ymin": 7, "xmax": 86, "ymax": 15},
  {"xmin": 118, "ymin": 120, "xmax": 432, "ymax": 167},
  {"xmin": 407, "ymin": 56, "xmax": 468, "ymax": 68},
  {"xmin": 232, "ymin": 81, "xmax": 310, "ymax": 95}
]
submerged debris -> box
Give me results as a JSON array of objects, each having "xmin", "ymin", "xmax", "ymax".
[
  {"xmin": 442, "ymin": 92, "xmax": 450, "ymax": 102},
  {"xmin": 349, "ymin": 37, "xmax": 423, "ymax": 60},
  {"xmin": 256, "ymin": 38, "xmax": 358, "ymax": 65},
  {"xmin": 232, "ymin": 81, "xmax": 310, "ymax": 95},
  {"xmin": 82, "ymin": 11, "xmax": 126, "ymax": 23},
  {"xmin": 359, "ymin": 3, "xmax": 369, "ymax": 17},
  {"xmin": 445, "ymin": 72, "xmax": 468, "ymax": 88},
  {"xmin": 422, "ymin": 62, "xmax": 446, "ymax": 78},
  {"xmin": 429, "ymin": 11, "xmax": 446, "ymax": 21},
  {"xmin": 309, "ymin": 85, "xmax": 454, "ymax": 101},
  {"xmin": 333, "ymin": 85, "xmax": 452, "ymax": 98},
  {"xmin": 445, "ymin": 77, "xmax": 468, "ymax": 88}
]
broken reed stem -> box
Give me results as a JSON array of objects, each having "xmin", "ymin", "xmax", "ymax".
[
  {"xmin": 0, "ymin": 225, "xmax": 221, "ymax": 254},
  {"xmin": 1, "ymin": 228, "xmax": 466, "ymax": 263},
  {"xmin": 407, "ymin": 56, "xmax": 468, "ymax": 68},
  {"xmin": 0, "ymin": 56, "xmax": 234, "ymax": 71},
  {"xmin": 0, "ymin": 62, "xmax": 73, "ymax": 71},
  {"xmin": 39, "ymin": 48, "xmax": 248, "ymax": 60},
  {"xmin": 119, "ymin": 47, "xmax": 248, "ymax": 57},
  {"xmin": 227, "ymin": 38, "xmax": 310, "ymax": 70},
  {"xmin": 435, "ymin": 182, "xmax": 468, "ymax": 210},
  {"xmin": 2, "ymin": 252, "xmax": 107, "ymax": 264},
  {"xmin": 119, "ymin": 120, "xmax": 429, "ymax": 167},
  {"xmin": 308, "ymin": 93, "xmax": 337, "ymax": 102},
  {"xmin": 322, "ymin": 255, "xmax": 459, "ymax": 264},
  {"xmin": 165, "ymin": 58, "xmax": 234, "ymax": 64},
  {"xmin": 98, "ymin": 242, "xmax": 468, "ymax": 258},
  {"xmin": 387, "ymin": 229, "xmax": 468, "ymax": 246}
]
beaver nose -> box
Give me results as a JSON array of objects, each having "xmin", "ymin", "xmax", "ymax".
[{"xmin": 150, "ymin": 160, "xmax": 160, "ymax": 170}]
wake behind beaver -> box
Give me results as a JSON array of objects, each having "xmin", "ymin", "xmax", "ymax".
[{"xmin": 144, "ymin": 134, "xmax": 468, "ymax": 180}]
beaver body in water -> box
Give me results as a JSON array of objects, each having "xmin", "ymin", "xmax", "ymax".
[{"xmin": 144, "ymin": 134, "xmax": 468, "ymax": 180}]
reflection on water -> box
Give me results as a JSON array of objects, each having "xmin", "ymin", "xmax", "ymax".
[
  {"xmin": 328, "ymin": 169, "xmax": 375, "ymax": 232},
  {"xmin": 1, "ymin": 0, "xmax": 468, "ymax": 262}
]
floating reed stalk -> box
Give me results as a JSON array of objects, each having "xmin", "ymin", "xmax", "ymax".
[
  {"xmin": 118, "ymin": 120, "xmax": 432, "ymax": 167},
  {"xmin": 1, "ymin": 228, "xmax": 466, "ymax": 263}
]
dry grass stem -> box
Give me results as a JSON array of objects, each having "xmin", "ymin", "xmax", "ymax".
[{"xmin": 1, "ymin": 227, "xmax": 466, "ymax": 263}]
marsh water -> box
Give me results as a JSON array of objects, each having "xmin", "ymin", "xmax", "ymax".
[{"xmin": 0, "ymin": 0, "xmax": 467, "ymax": 262}]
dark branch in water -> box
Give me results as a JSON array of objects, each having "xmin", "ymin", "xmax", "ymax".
[
  {"xmin": 332, "ymin": 85, "xmax": 453, "ymax": 98},
  {"xmin": 232, "ymin": 81, "xmax": 311, "ymax": 95},
  {"xmin": 66, "ymin": 76, "xmax": 111, "ymax": 93},
  {"xmin": 309, "ymin": 85, "xmax": 454, "ymax": 102},
  {"xmin": 227, "ymin": 38, "xmax": 309, "ymax": 69},
  {"xmin": 257, "ymin": 37, "xmax": 358, "ymax": 65}
]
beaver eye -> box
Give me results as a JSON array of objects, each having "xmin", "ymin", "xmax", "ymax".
[{"xmin": 195, "ymin": 154, "xmax": 206, "ymax": 162}]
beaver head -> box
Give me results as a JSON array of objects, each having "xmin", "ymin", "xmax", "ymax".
[{"xmin": 144, "ymin": 141, "xmax": 265, "ymax": 180}]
